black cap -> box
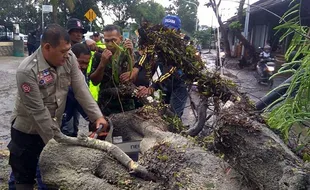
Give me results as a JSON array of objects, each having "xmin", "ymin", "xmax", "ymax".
[
  {"xmin": 66, "ymin": 18, "xmax": 87, "ymax": 34},
  {"xmin": 93, "ymin": 32, "xmax": 100, "ymax": 37}
]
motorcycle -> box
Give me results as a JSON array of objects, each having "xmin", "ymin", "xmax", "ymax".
[{"xmin": 255, "ymin": 57, "xmax": 276, "ymax": 87}]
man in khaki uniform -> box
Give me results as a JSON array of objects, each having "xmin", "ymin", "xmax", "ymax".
[{"xmin": 8, "ymin": 24, "xmax": 107, "ymax": 190}]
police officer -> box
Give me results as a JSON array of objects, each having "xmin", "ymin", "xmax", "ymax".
[
  {"xmin": 67, "ymin": 18, "xmax": 87, "ymax": 45},
  {"xmin": 8, "ymin": 24, "xmax": 107, "ymax": 190}
]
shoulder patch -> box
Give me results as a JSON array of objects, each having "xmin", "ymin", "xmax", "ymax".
[{"xmin": 21, "ymin": 83, "xmax": 31, "ymax": 93}]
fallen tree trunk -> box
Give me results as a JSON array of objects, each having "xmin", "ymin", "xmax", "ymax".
[
  {"xmin": 40, "ymin": 109, "xmax": 253, "ymax": 190},
  {"xmin": 214, "ymin": 101, "xmax": 310, "ymax": 190},
  {"xmin": 38, "ymin": 85, "xmax": 310, "ymax": 190}
]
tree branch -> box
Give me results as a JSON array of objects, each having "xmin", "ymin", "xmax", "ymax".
[
  {"xmin": 217, "ymin": 0, "xmax": 222, "ymax": 7},
  {"xmin": 53, "ymin": 132, "xmax": 156, "ymax": 181}
]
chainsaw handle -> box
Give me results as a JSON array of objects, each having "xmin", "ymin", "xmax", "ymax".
[{"xmin": 91, "ymin": 117, "xmax": 112, "ymax": 139}]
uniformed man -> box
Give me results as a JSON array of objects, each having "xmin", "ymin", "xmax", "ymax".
[
  {"xmin": 122, "ymin": 17, "xmax": 188, "ymax": 118},
  {"xmin": 92, "ymin": 31, "xmax": 106, "ymax": 49},
  {"xmin": 8, "ymin": 24, "xmax": 107, "ymax": 190},
  {"xmin": 90, "ymin": 25, "xmax": 135, "ymax": 116},
  {"xmin": 67, "ymin": 18, "xmax": 87, "ymax": 45}
]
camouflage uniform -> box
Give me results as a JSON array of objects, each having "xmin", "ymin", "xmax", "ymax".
[{"xmin": 91, "ymin": 50, "xmax": 135, "ymax": 116}]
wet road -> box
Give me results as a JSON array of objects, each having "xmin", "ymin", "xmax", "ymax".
[
  {"xmin": 201, "ymin": 50, "xmax": 287, "ymax": 103},
  {"xmin": 0, "ymin": 56, "xmax": 23, "ymax": 187},
  {"xmin": 0, "ymin": 57, "xmax": 21, "ymax": 149}
]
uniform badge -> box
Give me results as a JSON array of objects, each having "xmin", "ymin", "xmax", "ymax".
[
  {"xmin": 38, "ymin": 69, "xmax": 54, "ymax": 86},
  {"xmin": 44, "ymin": 74, "xmax": 53, "ymax": 83},
  {"xmin": 43, "ymin": 69, "xmax": 50, "ymax": 76},
  {"xmin": 39, "ymin": 79, "xmax": 45, "ymax": 85},
  {"xmin": 21, "ymin": 83, "xmax": 31, "ymax": 93}
]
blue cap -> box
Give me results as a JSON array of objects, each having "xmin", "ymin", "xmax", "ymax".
[{"xmin": 162, "ymin": 15, "xmax": 181, "ymax": 30}]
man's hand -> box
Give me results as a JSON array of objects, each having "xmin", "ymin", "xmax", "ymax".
[
  {"xmin": 100, "ymin": 49, "xmax": 113, "ymax": 67},
  {"xmin": 120, "ymin": 68, "xmax": 139, "ymax": 83},
  {"xmin": 95, "ymin": 116, "xmax": 108, "ymax": 131},
  {"xmin": 89, "ymin": 117, "xmax": 109, "ymax": 138},
  {"xmin": 85, "ymin": 39, "xmax": 97, "ymax": 51},
  {"xmin": 136, "ymin": 86, "xmax": 154, "ymax": 98},
  {"xmin": 123, "ymin": 39, "xmax": 134, "ymax": 52}
]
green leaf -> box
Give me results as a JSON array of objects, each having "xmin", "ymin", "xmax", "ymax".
[{"xmin": 270, "ymin": 69, "xmax": 296, "ymax": 79}]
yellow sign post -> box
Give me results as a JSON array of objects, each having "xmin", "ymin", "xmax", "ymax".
[{"xmin": 84, "ymin": 9, "xmax": 97, "ymax": 22}]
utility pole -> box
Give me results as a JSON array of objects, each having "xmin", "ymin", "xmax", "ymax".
[
  {"xmin": 241, "ymin": 0, "xmax": 250, "ymax": 57},
  {"xmin": 209, "ymin": 14, "xmax": 214, "ymax": 53},
  {"xmin": 42, "ymin": 7, "xmax": 44, "ymax": 31},
  {"xmin": 215, "ymin": 3, "xmax": 223, "ymax": 76}
]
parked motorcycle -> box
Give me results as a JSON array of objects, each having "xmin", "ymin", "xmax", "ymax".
[{"xmin": 255, "ymin": 56, "xmax": 276, "ymax": 87}]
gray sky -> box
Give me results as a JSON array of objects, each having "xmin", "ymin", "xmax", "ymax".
[
  {"xmin": 103, "ymin": 0, "xmax": 259, "ymax": 27},
  {"xmin": 155, "ymin": 0, "xmax": 259, "ymax": 27}
]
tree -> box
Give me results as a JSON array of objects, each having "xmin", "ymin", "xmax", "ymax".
[
  {"xmin": 0, "ymin": 0, "xmax": 42, "ymax": 34},
  {"xmin": 69, "ymin": 0, "xmax": 104, "ymax": 31},
  {"xmin": 38, "ymin": 26, "xmax": 309, "ymax": 187},
  {"xmin": 100, "ymin": 0, "xmax": 141, "ymax": 29},
  {"xmin": 133, "ymin": 1, "xmax": 165, "ymax": 25},
  {"xmin": 228, "ymin": 0, "xmax": 257, "ymax": 62},
  {"xmin": 49, "ymin": 0, "xmax": 75, "ymax": 24},
  {"xmin": 267, "ymin": 1, "xmax": 310, "ymax": 160},
  {"xmin": 167, "ymin": 0, "xmax": 199, "ymax": 34},
  {"xmin": 205, "ymin": 0, "xmax": 231, "ymax": 57},
  {"xmin": 194, "ymin": 28, "xmax": 212, "ymax": 48}
]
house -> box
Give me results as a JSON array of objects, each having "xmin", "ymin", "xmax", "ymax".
[{"xmin": 226, "ymin": 0, "xmax": 310, "ymax": 58}]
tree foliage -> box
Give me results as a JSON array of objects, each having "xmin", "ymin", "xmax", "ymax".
[
  {"xmin": 194, "ymin": 28, "xmax": 212, "ymax": 48},
  {"xmin": 167, "ymin": 0, "xmax": 199, "ymax": 34},
  {"xmin": 267, "ymin": 2, "xmax": 310, "ymax": 141},
  {"xmin": 205, "ymin": 0, "xmax": 231, "ymax": 57},
  {"xmin": 0, "ymin": 0, "xmax": 43, "ymax": 34},
  {"xmin": 0, "ymin": 0, "xmax": 104, "ymax": 34},
  {"xmin": 133, "ymin": 1, "xmax": 165, "ymax": 25},
  {"xmin": 100, "ymin": 0, "xmax": 140, "ymax": 29},
  {"xmin": 49, "ymin": 0, "xmax": 76, "ymax": 24},
  {"xmin": 69, "ymin": 0, "xmax": 103, "ymax": 31}
]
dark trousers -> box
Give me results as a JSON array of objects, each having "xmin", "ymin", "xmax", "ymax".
[
  {"xmin": 61, "ymin": 88, "xmax": 88, "ymax": 137},
  {"xmin": 27, "ymin": 44, "xmax": 36, "ymax": 56},
  {"xmin": 170, "ymin": 83, "xmax": 188, "ymax": 118},
  {"xmin": 8, "ymin": 166, "xmax": 47, "ymax": 190},
  {"xmin": 61, "ymin": 109, "xmax": 80, "ymax": 137},
  {"xmin": 8, "ymin": 127, "xmax": 45, "ymax": 185}
]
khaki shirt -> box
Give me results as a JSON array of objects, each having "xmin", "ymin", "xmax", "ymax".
[{"xmin": 11, "ymin": 47, "xmax": 103, "ymax": 144}]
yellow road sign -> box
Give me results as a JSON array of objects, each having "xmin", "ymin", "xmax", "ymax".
[{"xmin": 85, "ymin": 9, "xmax": 97, "ymax": 22}]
